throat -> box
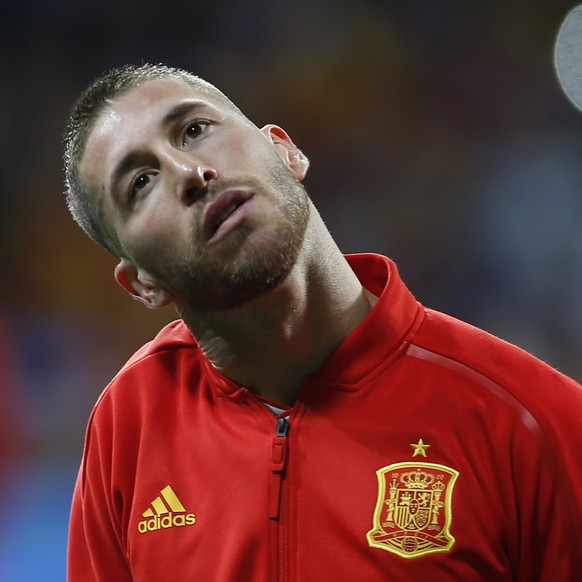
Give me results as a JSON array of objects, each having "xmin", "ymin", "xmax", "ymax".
[{"xmin": 193, "ymin": 292, "xmax": 373, "ymax": 407}]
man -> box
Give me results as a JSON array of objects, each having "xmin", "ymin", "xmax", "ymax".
[{"xmin": 64, "ymin": 64, "xmax": 582, "ymax": 581}]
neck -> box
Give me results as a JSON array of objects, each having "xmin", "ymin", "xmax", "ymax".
[{"xmin": 180, "ymin": 212, "xmax": 376, "ymax": 406}]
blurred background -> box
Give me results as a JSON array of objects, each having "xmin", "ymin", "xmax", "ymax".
[{"xmin": 1, "ymin": 0, "xmax": 582, "ymax": 579}]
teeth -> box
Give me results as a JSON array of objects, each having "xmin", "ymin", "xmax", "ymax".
[{"xmin": 215, "ymin": 202, "xmax": 239, "ymax": 228}]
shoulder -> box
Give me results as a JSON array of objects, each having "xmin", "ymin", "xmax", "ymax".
[
  {"xmin": 412, "ymin": 307, "xmax": 579, "ymax": 390},
  {"xmin": 407, "ymin": 309, "xmax": 582, "ymax": 458},
  {"xmin": 122, "ymin": 319, "xmax": 198, "ymax": 369},
  {"xmin": 91, "ymin": 319, "xmax": 203, "ymax": 417}
]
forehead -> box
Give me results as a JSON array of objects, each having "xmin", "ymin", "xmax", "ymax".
[
  {"xmin": 109, "ymin": 77, "xmax": 220, "ymax": 116},
  {"xmin": 90, "ymin": 77, "xmax": 225, "ymax": 145}
]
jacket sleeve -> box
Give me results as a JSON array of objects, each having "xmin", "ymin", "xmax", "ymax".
[
  {"xmin": 514, "ymin": 411, "xmax": 582, "ymax": 580},
  {"xmin": 67, "ymin": 403, "xmax": 133, "ymax": 582},
  {"xmin": 502, "ymin": 367, "xmax": 582, "ymax": 579}
]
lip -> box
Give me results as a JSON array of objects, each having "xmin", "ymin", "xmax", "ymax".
[{"xmin": 202, "ymin": 189, "xmax": 255, "ymax": 242}]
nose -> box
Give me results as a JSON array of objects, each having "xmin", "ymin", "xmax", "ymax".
[{"xmin": 162, "ymin": 149, "xmax": 218, "ymax": 205}]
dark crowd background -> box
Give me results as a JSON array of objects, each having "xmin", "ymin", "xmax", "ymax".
[{"xmin": 1, "ymin": 1, "xmax": 582, "ymax": 579}]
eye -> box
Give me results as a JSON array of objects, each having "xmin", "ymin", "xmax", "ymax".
[
  {"xmin": 129, "ymin": 172, "xmax": 154, "ymax": 201},
  {"xmin": 181, "ymin": 120, "xmax": 209, "ymax": 147}
]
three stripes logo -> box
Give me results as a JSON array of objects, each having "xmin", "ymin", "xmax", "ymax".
[{"xmin": 138, "ymin": 485, "xmax": 196, "ymax": 534}]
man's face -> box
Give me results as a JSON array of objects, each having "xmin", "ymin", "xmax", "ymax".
[{"xmin": 80, "ymin": 78, "xmax": 310, "ymax": 311}]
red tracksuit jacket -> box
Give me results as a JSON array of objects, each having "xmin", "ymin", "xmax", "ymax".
[{"xmin": 68, "ymin": 254, "xmax": 582, "ymax": 581}]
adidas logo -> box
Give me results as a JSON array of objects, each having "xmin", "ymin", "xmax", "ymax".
[{"xmin": 138, "ymin": 485, "xmax": 196, "ymax": 534}]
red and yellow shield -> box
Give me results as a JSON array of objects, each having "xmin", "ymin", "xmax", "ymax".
[{"xmin": 367, "ymin": 462, "xmax": 459, "ymax": 559}]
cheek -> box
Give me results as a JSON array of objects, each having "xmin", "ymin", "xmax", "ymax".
[
  {"xmin": 124, "ymin": 207, "xmax": 191, "ymax": 258},
  {"xmin": 215, "ymin": 131, "xmax": 275, "ymax": 172}
]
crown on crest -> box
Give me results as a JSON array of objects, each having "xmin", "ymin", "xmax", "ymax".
[{"xmin": 400, "ymin": 470, "xmax": 435, "ymax": 489}]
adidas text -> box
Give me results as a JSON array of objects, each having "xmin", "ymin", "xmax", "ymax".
[{"xmin": 138, "ymin": 512, "xmax": 196, "ymax": 534}]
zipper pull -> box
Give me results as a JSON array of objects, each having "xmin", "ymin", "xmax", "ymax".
[{"xmin": 269, "ymin": 417, "xmax": 289, "ymax": 519}]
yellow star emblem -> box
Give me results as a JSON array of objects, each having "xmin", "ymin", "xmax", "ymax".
[{"xmin": 410, "ymin": 438, "xmax": 430, "ymax": 458}]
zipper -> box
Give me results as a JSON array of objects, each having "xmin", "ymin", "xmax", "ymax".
[
  {"xmin": 269, "ymin": 416, "xmax": 290, "ymax": 582},
  {"xmin": 269, "ymin": 416, "xmax": 289, "ymax": 519},
  {"xmin": 242, "ymin": 390, "xmax": 291, "ymax": 580}
]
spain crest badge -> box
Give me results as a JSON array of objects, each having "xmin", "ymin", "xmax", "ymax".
[{"xmin": 366, "ymin": 460, "xmax": 459, "ymax": 559}]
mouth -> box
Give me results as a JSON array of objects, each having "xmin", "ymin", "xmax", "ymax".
[{"xmin": 203, "ymin": 189, "xmax": 254, "ymax": 242}]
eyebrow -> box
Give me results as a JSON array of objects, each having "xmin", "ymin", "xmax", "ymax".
[
  {"xmin": 161, "ymin": 100, "xmax": 207, "ymax": 127},
  {"xmin": 108, "ymin": 100, "xmax": 209, "ymax": 203}
]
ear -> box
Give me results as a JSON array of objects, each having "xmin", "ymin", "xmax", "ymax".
[
  {"xmin": 114, "ymin": 259, "xmax": 174, "ymax": 309},
  {"xmin": 261, "ymin": 124, "xmax": 310, "ymax": 180}
]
